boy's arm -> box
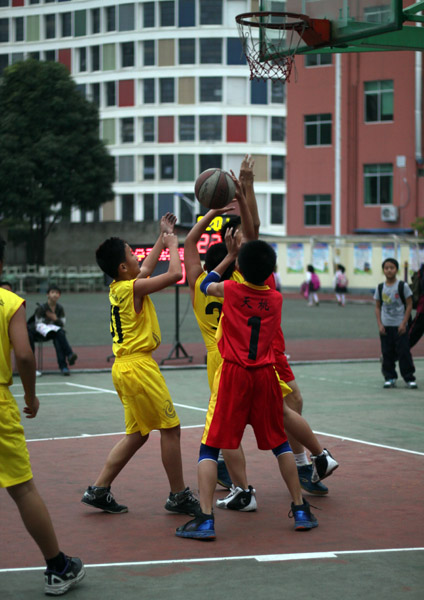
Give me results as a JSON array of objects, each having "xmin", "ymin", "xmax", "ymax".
[
  {"xmin": 375, "ymin": 300, "xmax": 385, "ymax": 335},
  {"xmin": 9, "ymin": 305, "xmax": 39, "ymax": 418},
  {"xmin": 399, "ymin": 296, "xmax": 413, "ymax": 334},
  {"xmin": 184, "ymin": 204, "xmax": 235, "ymax": 291},
  {"xmin": 137, "ymin": 213, "xmax": 177, "ymax": 279},
  {"xmin": 199, "ymin": 231, "xmax": 240, "ymax": 297},
  {"xmin": 230, "ymin": 172, "xmax": 255, "ymax": 242},
  {"xmin": 239, "ymin": 154, "xmax": 260, "ymax": 239},
  {"xmin": 134, "ymin": 233, "xmax": 182, "ymax": 297}
]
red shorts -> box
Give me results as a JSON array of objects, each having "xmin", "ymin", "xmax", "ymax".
[
  {"xmin": 202, "ymin": 361, "xmax": 287, "ymax": 451},
  {"xmin": 275, "ymin": 352, "xmax": 294, "ymax": 383}
]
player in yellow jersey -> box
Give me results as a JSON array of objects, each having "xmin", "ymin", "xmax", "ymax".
[
  {"xmin": 0, "ymin": 237, "xmax": 85, "ymax": 596},
  {"xmin": 81, "ymin": 214, "xmax": 200, "ymax": 517}
]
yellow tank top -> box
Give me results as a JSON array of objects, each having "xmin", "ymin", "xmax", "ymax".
[
  {"xmin": 0, "ymin": 289, "xmax": 25, "ymax": 386},
  {"xmin": 193, "ymin": 270, "xmax": 244, "ymax": 351},
  {"xmin": 110, "ymin": 279, "xmax": 161, "ymax": 357}
]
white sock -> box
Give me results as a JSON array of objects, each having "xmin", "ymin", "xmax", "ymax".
[{"xmin": 294, "ymin": 452, "xmax": 309, "ymax": 467}]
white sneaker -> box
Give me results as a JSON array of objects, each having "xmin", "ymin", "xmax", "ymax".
[
  {"xmin": 310, "ymin": 449, "xmax": 339, "ymax": 483},
  {"xmin": 216, "ymin": 485, "xmax": 257, "ymax": 512},
  {"xmin": 36, "ymin": 370, "xmax": 42, "ymax": 377},
  {"xmin": 406, "ymin": 381, "xmax": 418, "ymax": 389}
]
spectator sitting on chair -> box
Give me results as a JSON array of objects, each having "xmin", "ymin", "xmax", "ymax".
[{"xmin": 29, "ymin": 286, "xmax": 77, "ymax": 376}]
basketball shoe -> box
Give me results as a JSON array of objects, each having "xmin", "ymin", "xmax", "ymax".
[
  {"xmin": 216, "ymin": 485, "xmax": 257, "ymax": 511},
  {"xmin": 81, "ymin": 486, "xmax": 128, "ymax": 513},
  {"xmin": 289, "ymin": 499, "xmax": 319, "ymax": 531},
  {"xmin": 175, "ymin": 512, "xmax": 215, "ymax": 540},
  {"xmin": 164, "ymin": 487, "xmax": 201, "ymax": 516},
  {"xmin": 44, "ymin": 556, "xmax": 85, "ymax": 596},
  {"xmin": 297, "ymin": 464, "xmax": 329, "ymax": 495},
  {"xmin": 310, "ymin": 449, "xmax": 339, "ymax": 483}
]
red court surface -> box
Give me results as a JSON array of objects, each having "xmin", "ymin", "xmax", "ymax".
[{"xmin": 1, "ymin": 427, "xmax": 423, "ymax": 570}]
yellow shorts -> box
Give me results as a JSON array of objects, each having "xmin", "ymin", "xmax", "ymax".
[
  {"xmin": 0, "ymin": 386, "xmax": 32, "ymax": 488},
  {"xmin": 112, "ymin": 353, "xmax": 180, "ymax": 436},
  {"xmin": 206, "ymin": 347, "xmax": 223, "ymax": 393}
]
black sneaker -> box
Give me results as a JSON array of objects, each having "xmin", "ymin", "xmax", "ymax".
[
  {"xmin": 164, "ymin": 487, "xmax": 201, "ymax": 516},
  {"xmin": 81, "ymin": 486, "xmax": 128, "ymax": 514},
  {"xmin": 310, "ymin": 448, "xmax": 339, "ymax": 483},
  {"xmin": 44, "ymin": 556, "xmax": 85, "ymax": 596},
  {"xmin": 216, "ymin": 485, "xmax": 257, "ymax": 511},
  {"xmin": 289, "ymin": 499, "xmax": 319, "ymax": 531},
  {"xmin": 175, "ymin": 512, "xmax": 215, "ymax": 540},
  {"xmin": 297, "ymin": 464, "xmax": 329, "ymax": 496},
  {"xmin": 67, "ymin": 353, "xmax": 78, "ymax": 366}
]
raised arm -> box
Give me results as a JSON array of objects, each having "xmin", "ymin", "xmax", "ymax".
[
  {"xmin": 138, "ymin": 213, "xmax": 177, "ymax": 279},
  {"xmin": 239, "ymin": 154, "xmax": 260, "ymax": 239},
  {"xmin": 199, "ymin": 230, "xmax": 241, "ymax": 298},
  {"xmin": 230, "ymin": 171, "xmax": 255, "ymax": 242},
  {"xmin": 134, "ymin": 233, "xmax": 182, "ymax": 297}
]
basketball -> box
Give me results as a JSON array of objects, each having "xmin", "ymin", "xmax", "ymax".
[{"xmin": 194, "ymin": 168, "xmax": 236, "ymax": 209}]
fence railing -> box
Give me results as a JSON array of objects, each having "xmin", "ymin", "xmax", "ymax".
[{"xmin": 2, "ymin": 265, "xmax": 105, "ymax": 294}]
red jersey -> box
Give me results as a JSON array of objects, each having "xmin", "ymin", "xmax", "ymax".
[{"xmin": 217, "ymin": 280, "xmax": 282, "ymax": 368}]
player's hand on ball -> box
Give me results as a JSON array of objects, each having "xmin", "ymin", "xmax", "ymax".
[
  {"xmin": 160, "ymin": 212, "xmax": 177, "ymax": 235},
  {"xmin": 207, "ymin": 202, "xmax": 236, "ymax": 218}
]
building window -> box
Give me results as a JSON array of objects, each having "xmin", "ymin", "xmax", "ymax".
[
  {"xmin": 271, "ymin": 194, "xmax": 284, "ymax": 225},
  {"xmin": 227, "ymin": 38, "xmax": 246, "ymax": 65},
  {"xmin": 121, "ymin": 118, "xmax": 134, "ymax": 143},
  {"xmin": 61, "ymin": 12, "xmax": 72, "ymax": 37},
  {"xmin": 160, "ymin": 155, "xmax": 174, "ymax": 179},
  {"xmin": 160, "ymin": 78, "xmax": 174, "ymax": 103},
  {"xmin": 106, "ymin": 81, "xmax": 116, "ymax": 106},
  {"xmin": 0, "ymin": 19, "xmax": 8, "ymax": 43},
  {"xmin": 364, "ymin": 80, "xmax": 393, "ymax": 122},
  {"xmin": 179, "ymin": 192, "xmax": 194, "ymax": 224},
  {"xmin": 121, "ymin": 42, "xmax": 134, "ymax": 67},
  {"xmin": 199, "ymin": 115, "xmax": 221, "ymax": 141},
  {"xmin": 91, "ymin": 8, "xmax": 100, "ymax": 34},
  {"xmin": 200, "ymin": 38, "xmax": 222, "ymax": 63},
  {"xmin": 143, "ymin": 2, "xmax": 155, "ymax": 27},
  {"xmin": 122, "ymin": 194, "xmax": 134, "ymax": 221},
  {"xmin": 251, "ymin": 80, "xmax": 267, "ymax": 104},
  {"xmin": 106, "ymin": 6, "xmax": 116, "ymax": 32},
  {"xmin": 119, "ymin": 3, "xmax": 135, "ymax": 32},
  {"xmin": 200, "ymin": 154, "xmax": 222, "ymax": 171},
  {"xmin": 305, "ymin": 113, "xmax": 332, "ymax": 146},
  {"xmin": 143, "ymin": 40, "xmax": 155, "ymax": 66},
  {"xmin": 144, "ymin": 155, "xmax": 155, "ymax": 180},
  {"xmin": 179, "ymin": 116, "xmax": 195, "ymax": 141},
  {"xmin": 14, "ymin": 17, "xmax": 24, "ymax": 42},
  {"xmin": 91, "ymin": 45, "xmax": 100, "ymax": 71},
  {"xmin": 142, "ymin": 116, "xmax": 155, "ymax": 142},
  {"xmin": 200, "ymin": 0, "xmax": 222, "ymax": 24},
  {"xmin": 179, "ymin": 38, "xmax": 195, "ymax": 64},
  {"xmin": 304, "ymin": 194, "xmax": 332, "ymax": 226},
  {"xmin": 45, "ymin": 14, "xmax": 56, "ymax": 39},
  {"xmin": 119, "ymin": 156, "xmax": 134, "ymax": 182},
  {"xmin": 305, "ymin": 54, "xmax": 332, "ymax": 67},
  {"xmin": 271, "ymin": 81, "xmax": 285, "ymax": 103},
  {"xmin": 364, "ymin": 164, "xmax": 393, "ymax": 205},
  {"xmin": 90, "ymin": 82, "xmax": 100, "ymax": 107},
  {"xmin": 78, "ymin": 47, "xmax": 86, "ymax": 72},
  {"xmin": 160, "ymin": 1, "xmax": 175, "ymax": 26},
  {"xmin": 144, "ymin": 79, "xmax": 155, "ymax": 103},
  {"xmin": 179, "ymin": 0, "xmax": 195, "ymax": 27},
  {"xmin": 144, "ymin": 193, "xmax": 154, "ymax": 220},
  {"xmin": 271, "ymin": 156, "xmax": 285, "ymax": 180},
  {"xmin": 271, "ymin": 117, "xmax": 285, "ymax": 142},
  {"xmin": 200, "ymin": 77, "xmax": 222, "ymax": 102}
]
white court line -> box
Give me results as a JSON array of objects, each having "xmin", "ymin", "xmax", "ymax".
[
  {"xmin": 314, "ymin": 430, "xmax": 424, "ymax": 456},
  {"xmin": 14, "ymin": 391, "xmax": 103, "ymax": 398},
  {"xmin": 1, "ymin": 547, "xmax": 423, "ymax": 573}
]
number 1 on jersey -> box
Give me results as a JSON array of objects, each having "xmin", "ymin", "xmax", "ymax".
[{"xmin": 247, "ymin": 316, "xmax": 261, "ymax": 360}]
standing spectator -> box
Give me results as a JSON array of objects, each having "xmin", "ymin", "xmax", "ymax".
[
  {"xmin": 334, "ymin": 264, "xmax": 348, "ymax": 306},
  {"xmin": 374, "ymin": 258, "xmax": 417, "ymax": 389},
  {"xmin": 409, "ymin": 263, "xmax": 424, "ymax": 348},
  {"xmin": 305, "ymin": 265, "xmax": 320, "ymax": 307}
]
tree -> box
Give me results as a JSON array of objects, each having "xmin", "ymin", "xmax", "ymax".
[
  {"xmin": 411, "ymin": 217, "xmax": 424, "ymax": 238},
  {"xmin": 0, "ymin": 59, "xmax": 115, "ymax": 265}
]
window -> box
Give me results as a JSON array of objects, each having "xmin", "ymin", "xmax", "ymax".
[
  {"xmin": 61, "ymin": 13, "xmax": 72, "ymax": 37},
  {"xmin": 364, "ymin": 80, "xmax": 393, "ymax": 122},
  {"xmin": 271, "ymin": 117, "xmax": 285, "ymax": 142},
  {"xmin": 106, "ymin": 81, "xmax": 116, "ymax": 106},
  {"xmin": 251, "ymin": 80, "xmax": 267, "ymax": 104},
  {"xmin": 227, "ymin": 38, "xmax": 246, "ymax": 65},
  {"xmin": 200, "ymin": 38, "xmax": 222, "ymax": 64},
  {"xmin": 364, "ymin": 164, "xmax": 393, "ymax": 205},
  {"xmin": 199, "ymin": 115, "xmax": 221, "ymax": 141},
  {"xmin": 14, "ymin": 18, "xmax": 24, "ymax": 42},
  {"xmin": 121, "ymin": 118, "xmax": 134, "ymax": 143},
  {"xmin": 122, "ymin": 195, "xmax": 134, "ymax": 221},
  {"xmin": 45, "ymin": 14, "xmax": 56, "ymax": 39},
  {"xmin": 144, "ymin": 79, "xmax": 155, "ymax": 103},
  {"xmin": 121, "ymin": 42, "xmax": 134, "ymax": 67},
  {"xmin": 91, "ymin": 8, "xmax": 100, "ymax": 34},
  {"xmin": 142, "ymin": 116, "xmax": 155, "ymax": 142},
  {"xmin": 305, "ymin": 113, "xmax": 332, "ymax": 146},
  {"xmin": 200, "ymin": 154, "xmax": 222, "ymax": 171},
  {"xmin": 0, "ymin": 54, "xmax": 8, "ymax": 75},
  {"xmin": 160, "ymin": 1, "xmax": 175, "ymax": 26},
  {"xmin": 179, "ymin": 38, "xmax": 195, "ymax": 64},
  {"xmin": 271, "ymin": 81, "xmax": 285, "ymax": 103},
  {"xmin": 143, "ymin": 40, "xmax": 155, "ymax": 66},
  {"xmin": 271, "ymin": 194, "xmax": 284, "ymax": 225},
  {"xmin": 271, "ymin": 156, "xmax": 285, "ymax": 180},
  {"xmin": 106, "ymin": 6, "xmax": 116, "ymax": 32},
  {"xmin": 0, "ymin": 19, "xmax": 8, "ymax": 43},
  {"xmin": 200, "ymin": 0, "xmax": 222, "ymax": 25},
  {"xmin": 305, "ymin": 54, "xmax": 332, "ymax": 67},
  {"xmin": 179, "ymin": 116, "xmax": 195, "ymax": 141},
  {"xmin": 304, "ymin": 194, "xmax": 332, "ymax": 226},
  {"xmin": 144, "ymin": 194, "xmax": 154, "ymax": 220},
  {"xmin": 118, "ymin": 156, "xmax": 134, "ymax": 182},
  {"xmin": 144, "ymin": 155, "xmax": 155, "ymax": 179},
  {"xmin": 160, "ymin": 156, "xmax": 174, "ymax": 179},
  {"xmin": 78, "ymin": 47, "xmax": 87, "ymax": 72},
  {"xmin": 179, "ymin": 0, "xmax": 195, "ymax": 27},
  {"xmin": 45, "ymin": 50, "xmax": 56, "ymax": 61},
  {"xmin": 143, "ymin": 2, "xmax": 155, "ymax": 27},
  {"xmin": 90, "ymin": 82, "xmax": 100, "ymax": 107},
  {"xmin": 91, "ymin": 46, "xmax": 100, "ymax": 71},
  {"xmin": 179, "ymin": 192, "xmax": 194, "ymax": 224},
  {"xmin": 119, "ymin": 3, "xmax": 135, "ymax": 31},
  {"xmin": 160, "ymin": 78, "xmax": 174, "ymax": 103},
  {"xmin": 200, "ymin": 77, "xmax": 222, "ymax": 102}
]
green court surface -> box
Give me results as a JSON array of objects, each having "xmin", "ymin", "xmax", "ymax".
[{"xmin": 1, "ymin": 362, "xmax": 423, "ymax": 600}]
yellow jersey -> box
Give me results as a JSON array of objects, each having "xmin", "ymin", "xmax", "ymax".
[
  {"xmin": 0, "ymin": 288, "xmax": 25, "ymax": 386},
  {"xmin": 109, "ymin": 279, "xmax": 161, "ymax": 357}
]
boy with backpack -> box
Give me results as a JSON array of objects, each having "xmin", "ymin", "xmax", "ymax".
[{"xmin": 374, "ymin": 258, "xmax": 417, "ymax": 389}]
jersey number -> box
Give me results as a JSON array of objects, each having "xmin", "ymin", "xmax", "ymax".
[
  {"xmin": 247, "ymin": 316, "xmax": 261, "ymax": 360},
  {"xmin": 205, "ymin": 301, "xmax": 222, "ymax": 328},
  {"xmin": 110, "ymin": 306, "xmax": 123, "ymax": 343}
]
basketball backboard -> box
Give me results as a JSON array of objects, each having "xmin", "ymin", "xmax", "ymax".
[{"xmin": 258, "ymin": 1, "xmax": 424, "ymax": 55}]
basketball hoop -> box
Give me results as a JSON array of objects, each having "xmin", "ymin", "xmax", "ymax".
[{"xmin": 236, "ymin": 12, "xmax": 331, "ymax": 83}]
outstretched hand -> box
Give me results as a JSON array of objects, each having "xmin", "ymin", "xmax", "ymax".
[
  {"xmin": 229, "ymin": 170, "xmax": 246, "ymax": 205},
  {"xmin": 239, "ymin": 154, "xmax": 255, "ymax": 183},
  {"xmin": 224, "ymin": 227, "xmax": 241, "ymax": 258},
  {"xmin": 160, "ymin": 212, "xmax": 177, "ymax": 235},
  {"xmin": 206, "ymin": 202, "xmax": 236, "ymax": 218},
  {"xmin": 162, "ymin": 232, "xmax": 179, "ymax": 249}
]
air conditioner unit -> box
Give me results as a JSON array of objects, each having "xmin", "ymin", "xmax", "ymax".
[{"xmin": 381, "ymin": 205, "xmax": 398, "ymax": 222}]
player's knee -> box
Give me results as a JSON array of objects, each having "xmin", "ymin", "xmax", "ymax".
[
  {"xmin": 272, "ymin": 441, "xmax": 292, "ymax": 457},
  {"xmin": 284, "ymin": 383, "xmax": 303, "ymax": 414},
  {"xmin": 198, "ymin": 443, "xmax": 219, "ymax": 463}
]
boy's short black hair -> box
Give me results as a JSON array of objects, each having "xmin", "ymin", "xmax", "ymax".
[
  {"xmin": 96, "ymin": 237, "xmax": 127, "ymax": 280},
  {"xmin": 238, "ymin": 240, "xmax": 276, "ymax": 285},
  {"xmin": 47, "ymin": 285, "xmax": 61, "ymax": 294},
  {"xmin": 0, "ymin": 236, "xmax": 5, "ymax": 263},
  {"xmin": 0, "ymin": 280, "xmax": 12, "ymax": 291},
  {"xmin": 220, "ymin": 216, "xmax": 241, "ymax": 240},
  {"xmin": 307, "ymin": 264, "xmax": 315, "ymax": 273},
  {"xmin": 337, "ymin": 264, "xmax": 345, "ymax": 273},
  {"xmin": 382, "ymin": 257, "xmax": 399, "ymax": 271},
  {"xmin": 204, "ymin": 243, "xmax": 235, "ymax": 281}
]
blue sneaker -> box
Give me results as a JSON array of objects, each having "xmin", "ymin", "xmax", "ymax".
[
  {"xmin": 297, "ymin": 464, "xmax": 328, "ymax": 496},
  {"xmin": 176, "ymin": 513, "xmax": 215, "ymax": 540},
  {"xmin": 61, "ymin": 367, "xmax": 70, "ymax": 376},
  {"xmin": 289, "ymin": 499, "xmax": 318, "ymax": 531},
  {"xmin": 217, "ymin": 460, "xmax": 232, "ymax": 490}
]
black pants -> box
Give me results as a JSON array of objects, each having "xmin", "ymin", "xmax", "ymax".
[
  {"xmin": 28, "ymin": 327, "xmax": 73, "ymax": 370},
  {"xmin": 380, "ymin": 326, "xmax": 415, "ymax": 382}
]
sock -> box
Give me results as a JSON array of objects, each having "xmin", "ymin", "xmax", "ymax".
[
  {"xmin": 46, "ymin": 551, "xmax": 67, "ymax": 573},
  {"xmin": 294, "ymin": 452, "xmax": 309, "ymax": 467}
]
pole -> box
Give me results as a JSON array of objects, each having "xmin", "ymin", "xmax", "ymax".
[{"xmin": 160, "ymin": 286, "xmax": 193, "ymax": 364}]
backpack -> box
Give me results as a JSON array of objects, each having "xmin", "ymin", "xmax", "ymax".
[
  {"xmin": 410, "ymin": 265, "xmax": 424, "ymax": 309},
  {"xmin": 310, "ymin": 272, "xmax": 320, "ymax": 291},
  {"xmin": 377, "ymin": 280, "xmax": 412, "ymax": 326},
  {"xmin": 337, "ymin": 272, "xmax": 348, "ymax": 287}
]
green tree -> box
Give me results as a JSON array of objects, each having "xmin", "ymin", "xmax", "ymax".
[
  {"xmin": 411, "ymin": 217, "xmax": 424, "ymax": 238},
  {"xmin": 0, "ymin": 59, "xmax": 115, "ymax": 264}
]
